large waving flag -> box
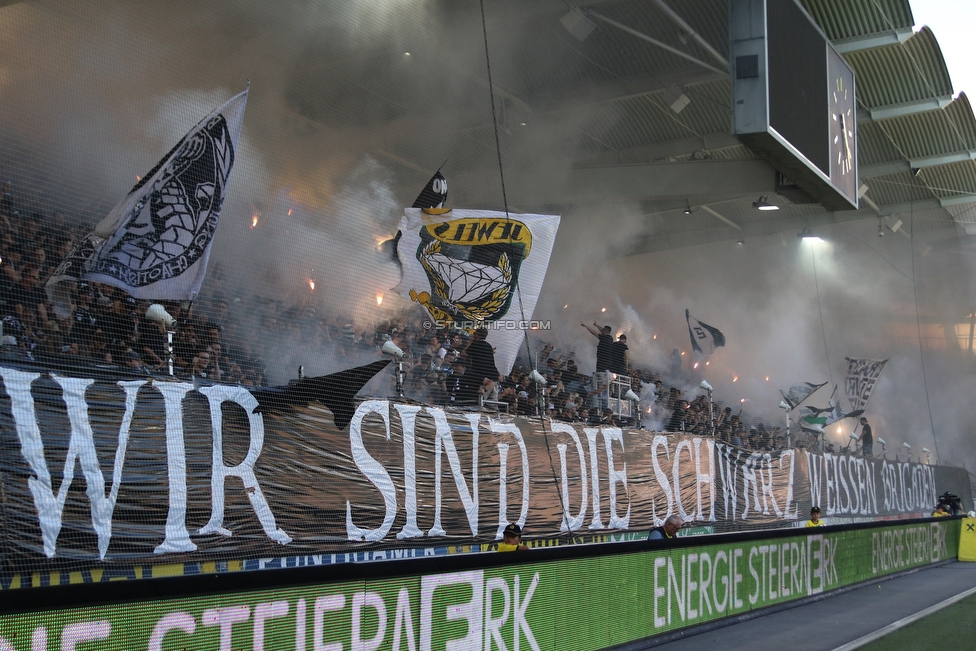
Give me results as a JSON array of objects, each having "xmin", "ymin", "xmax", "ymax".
[
  {"xmin": 47, "ymin": 88, "xmax": 248, "ymax": 318},
  {"xmin": 844, "ymin": 357, "xmax": 888, "ymax": 412},
  {"xmin": 686, "ymin": 309, "xmax": 726, "ymax": 355},
  {"xmin": 779, "ymin": 381, "xmax": 828, "ymax": 410},
  {"xmin": 394, "ymin": 208, "xmax": 559, "ymax": 375},
  {"xmin": 802, "ymin": 385, "xmax": 863, "ymax": 425}
]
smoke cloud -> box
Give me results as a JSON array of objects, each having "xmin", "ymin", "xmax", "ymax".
[{"xmin": 1, "ymin": 1, "xmax": 975, "ymax": 478}]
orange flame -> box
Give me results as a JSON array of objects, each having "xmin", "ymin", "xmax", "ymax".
[
  {"xmin": 135, "ymin": 175, "xmax": 141, "ymax": 181},
  {"xmin": 307, "ymin": 279, "xmax": 315, "ymax": 291},
  {"xmin": 733, "ymin": 375, "xmax": 738, "ymax": 382},
  {"xmin": 693, "ymin": 362, "xmax": 699, "ymax": 369},
  {"xmin": 288, "ymin": 209, "xmax": 293, "ymax": 216},
  {"xmin": 251, "ymin": 215, "xmax": 259, "ymax": 228},
  {"xmin": 376, "ymin": 293, "xmax": 383, "ymax": 306}
]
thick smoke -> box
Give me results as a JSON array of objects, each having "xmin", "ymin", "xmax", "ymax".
[{"xmin": 1, "ymin": 1, "xmax": 975, "ymax": 478}]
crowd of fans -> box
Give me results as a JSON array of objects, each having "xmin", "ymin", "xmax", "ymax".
[{"xmin": 0, "ymin": 183, "xmax": 793, "ymax": 446}]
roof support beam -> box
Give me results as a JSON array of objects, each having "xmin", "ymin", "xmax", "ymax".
[
  {"xmin": 860, "ymin": 150, "xmax": 976, "ymax": 178},
  {"xmin": 650, "ymin": 0, "xmax": 729, "ymax": 69},
  {"xmin": 583, "ymin": 9, "xmax": 729, "ymax": 77},
  {"xmin": 865, "ymin": 96, "xmax": 953, "ymax": 121},
  {"xmin": 833, "ymin": 28, "xmax": 914, "ymax": 54},
  {"xmin": 940, "ymin": 194, "xmax": 976, "ymax": 208},
  {"xmin": 700, "ymin": 204, "xmax": 741, "ymax": 230}
]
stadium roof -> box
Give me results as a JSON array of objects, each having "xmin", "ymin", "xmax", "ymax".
[{"xmin": 283, "ymin": 0, "xmax": 976, "ymax": 255}]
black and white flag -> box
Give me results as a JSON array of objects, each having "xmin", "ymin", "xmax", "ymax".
[
  {"xmin": 780, "ymin": 381, "xmax": 828, "ymax": 410},
  {"xmin": 412, "ymin": 169, "xmax": 448, "ymax": 209},
  {"xmin": 844, "ymin": 357, "xmax": 888, "ymax": 412},
  {"xmin": 686, "ymin": 309, "xmax": 726, "ymax": 355},
  {"xmin": 47, "ymin": 89, "xmax": 248, "ymax": 318}
]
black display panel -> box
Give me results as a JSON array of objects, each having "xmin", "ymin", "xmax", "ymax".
[{"xmin": 767, "ymin": 0, "xmax": 829, "ymax": 176}]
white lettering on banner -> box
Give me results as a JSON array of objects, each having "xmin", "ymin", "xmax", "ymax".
[
  {"xmin": 314, "ymin": 595, "xmax": 345, "ymax": 651},
  {"xmin": 871, "ymin": 524, "xmax": 949, "ymax": 574},
  {"xmin": 394, "ymin": 404, "xmax": 423, "ymax": 540},
  {"xmin": 653, "ymin": 557, "xmax": 667, "ymax": 627},
  {"xmin": 484, "ymin": 576, "xmax": 510, "ymax": 651},
  {"xmin": 428, "ymin": 408, "xmax": 479, "ymax": 537},
  {"xmin": 741, "ymin": 453, "xmax": 760, "ymax": 518},
  {"xmin": 748, "ymin": 547, "xmax": 760, "ymax": 605},
  {"xmin": 693, "ymin": 438, "xmax": 716, "ymax": 522},
  {"xmin": 61, "ymin": 621, "xmax": 111, "ymax": 651},
  {"xmin": 199, "ymin": 385, "xmax": 291, "ymax": 544},
  {"xmin": 153, "ymin": 380, "xmax": 197, "ymax": 554},
  {"xmin": 551, "ymin": 423, "xmax": 588, "ymax": 532},
  {"xmin": 346, "ymin": 400, "xmax": 397, "ymax": 542},
  {"xmin": 602, "ymin": 427, "xmax": 630, "ymax": 529},
  {"xmin": 759, "ymin": 454, "xmax": 781, "ymax": 517},
  {"xmin": 806, "ymin": 452, "xmax": 822, "ymax": 511},
  {"xmin": 496, "ymin": 443, "xmax": 512, "ymax": 540},
  {"xmin": 204, "ymin": 605, "xmax": 251, "ymax": 651},
  {"xmin": 253, "ymin": 601, "xmax": 288, "ymax": 651},
  {"xmin": 823, "ymin": 453, "xmax": 836, "ymax": 514},
  {"xmin": 352, "ymin": 592, "xmax": 387, "ymax": 651},
  {"xmin": 514, "ymin": 573, "xmax": 541, "ymax": 651},
  {"xmin": 392, "ymin": 589, "xmax": 417, "ymax": 651},
  {"xmin": 584, "ymin": 427, "xmax": 604, "ymax": 529},
  {"xmin": 779, "ymin": 451, "xmax": 798, "ymax": 519},
  {"xmin": 715, "ymin": 444, "xmax": 739, "ymax": 520},
  {"xmin": 420, "ymin": 571, "xmax": 484, "ymax": 651},
  {"xmin": 673, "ymin": 440, "xmax": 694, "ymax": 521},
  {"xmin": 0, "ymin": 368, "xmax": 148, "ymax": 559},
  {"xmin": 148, "ymin": 612, "xmax": 196, "ymax": 651},
  {"xmin": 488, "ymin": 418, "xmax": 530, "ymax": 535},
  {"xmin": 712, "ymin": 550, "xmax": 729, "ymax": 613},
  {"xmin": 651, "ymin": 435, "xmax": 674, "ymax": 526}
]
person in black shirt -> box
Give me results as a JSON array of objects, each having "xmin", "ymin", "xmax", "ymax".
[
  {"xmin": 609, "ymin": 334, "xmax": 629, "ymax": 374},
  {"xmin": 462, "ymin": 328, "xmax": 499, "ymax": 388},
  {"xmin": 581, "ymin": 322, "xmax": 614, "ymax": 372},
  {"xmin": 667, "ymin": 400, "xmax": 690, "ymax": 432},
  {"xmin": 448, "ymin": 359, "xmax": 479, "ymax": 405},
  {"xmin": 859, "ymin": 417, "xmax": 873, "ymax": 456}
]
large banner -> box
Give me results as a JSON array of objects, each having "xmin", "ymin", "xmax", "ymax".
[
  {"xmin": 0, "ymin": 362, "xmax": 967, "ymax": 578},
  {"xmin": 46, "ymin": 90, "xmax": 248, "ymax": 318},
  {"xmin": 0, "ymin": 520, "xmax": 959, "ymax": 649},
  {"xmin": 393, "ymin": 208, "xmax": 560, "ymax": 375}
]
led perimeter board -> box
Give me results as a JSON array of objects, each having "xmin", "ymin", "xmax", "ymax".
[{"xmin": 731, "ymin": 0, "xmax": 858, "ymax": 211}]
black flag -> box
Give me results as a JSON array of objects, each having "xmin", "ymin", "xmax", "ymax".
[
  {"xmin": 412, "ymin": 170, "xmax": 448, "ymax": 209},
  {"xmin": 253, "ymin": 359, "xmax": 391, "ymax": 429}
]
